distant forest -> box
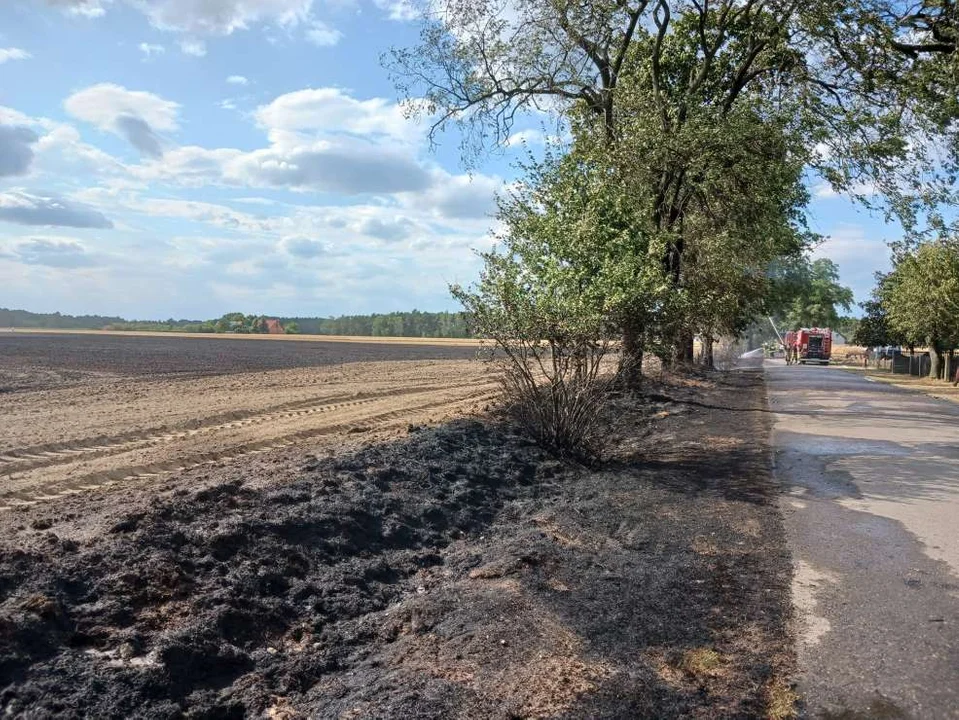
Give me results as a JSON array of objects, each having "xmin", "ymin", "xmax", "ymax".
[{"xmin": 1, "ymin": 308, "xmax": 473, "ymax": 338}]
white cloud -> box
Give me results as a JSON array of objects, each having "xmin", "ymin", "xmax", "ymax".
[
  {"xmin": 0, "ymin": 48, "xmax": 32, "ymax": 64},
  {"xmin": 811, "ymin": 224, "xmax": 893, "ymax": 303},
  {"xmin": 356, "ymin": 216, "xmax": 416, "ymax": 242},
  {"xmin": 46, "ymin": 0, "xmax": 109, "ymax": 18},
  {"xmin": 305, "ymin": 21, "xmax": 342, "ymax": 47},
  {"xmin": 374, "ymin": 0, "xmax": 419, "ymax": 21},
  {"xmin": 11, "ymin": 236, "xmax": 95, "ymax": 268},
  {"xmin": 281, "ymin": 235, "xmax": 328, "ymax": 258},
  {"xmin": 409, "ymin": 171, "xmax": 501, "ymax": 219},
  {"xmin": 0, "ymin": 106, "xmax": 42, "ymax": 128},
  {"xmin": 0, "ymin": 106, "xmax": 127, "ymax": 178},
  {"xmin": 813, "ymin": 179, "xmax": 879, "ymax": 199},
  {"xmin": 179, "ymin": 38, "xmax": 207, "ymax": 56},
  {"xmin": 227, "ymin": 139, "xmax": 434, "ymax": 193},
  {"xmin": 0, "ymin": 190, "xmax": 114, "ymax": 228},
  {"xmin": 503, "ymin": 128, "xmax": 547, "ymax": 147},
  {"xmin": 34, "ymin": 124, "xmax": 129, "ymax": 177},
  {"xmin": 254, "ymin": 88, "xmax": 418, "ymax": 143},
  {"xmin": 227, "ymin": 75, "xmax": 249, "ymax": 85},
  {"xmin": 125, "ymin": 197, "xmax": 271, "ymax": 232},
  {"xmin": 65, "ymin": 83, "xmax": 180, "ymax": 157},
  {"xmin": 138, "ymin": 42, "xmax": 165, "ymax": 57},
  {"xmin": 0, "ymin": 126, "xmax": 39, "ymax": 177}
]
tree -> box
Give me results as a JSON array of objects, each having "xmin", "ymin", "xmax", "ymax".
[
  {"xmin": 883, "ymin": 241, "xmax": 959, "ymax": 378},
  {"xmin": 390, "ymin": 0, "xmax": 958, "ymax": 362},
  {"xmin": 452, "ymin": 145, "xmax": 664, "ymax": 451},
  {"xmin": 852, "ymin": 275, "xmax": 904, "ymax": 347},
  {"xmin": 779, "ymin": 259, "xmax": 855, "ymax": 329}
]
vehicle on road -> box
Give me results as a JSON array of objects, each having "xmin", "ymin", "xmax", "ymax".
[{"xmin": 788, "ymin": 327, "xmax": 832, "ymax": 365}]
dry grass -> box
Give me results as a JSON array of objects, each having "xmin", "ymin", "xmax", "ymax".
[
  {"xmin": 679, "ymin": 647, "xmax": 727, "ymax": 679},
  {"xmin": 765, "ymin": 675, "xmax": 799, "ymax": 719},
  {"xmin": 857, "ymin": 369, "xmax": 959, "ymax": 405}
]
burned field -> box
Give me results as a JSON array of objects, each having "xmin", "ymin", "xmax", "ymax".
[
  {"xmin": 0, "ymin": 333, "xmax": 480, "ymax": 392},
  {"xmin": 0, "ymin": 345, "xmax": 795, "ymax": 718},
  {"xmin": 0, "ymin": 334, "xmax": 497, "ymax": 510}
]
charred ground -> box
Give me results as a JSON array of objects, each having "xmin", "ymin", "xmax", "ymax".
[{"xmin": 0, "ymin": 369, "xmax": 794, "ymax": 719}]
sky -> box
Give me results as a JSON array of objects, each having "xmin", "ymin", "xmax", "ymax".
[{"xmin": 0, "ymin": 0, "xmax": 900, "ymax": 320}]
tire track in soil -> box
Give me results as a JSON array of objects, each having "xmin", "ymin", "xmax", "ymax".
[
  {"xmin": 0, "ymin": 383, "xmax": 499, "ymax": 510},
  {"xmin": 0, "ymin": 381, "xmax": 470, "ymax": 472}
]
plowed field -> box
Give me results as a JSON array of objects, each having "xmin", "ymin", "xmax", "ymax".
[{"xmin": 0, "ymin": 333, "xmax": 495, "ymax": 510}]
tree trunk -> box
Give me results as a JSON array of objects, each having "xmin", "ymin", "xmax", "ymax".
[
  {"xmin": 702, "ymin": 334, "xmax": 715, "ymax": 370},
  {"xmin": 620, "ymin": 322, "xmax": 644, "ymax": 384},
  {"xmin": 929, "ymin": 340, "xmax": 940, "ymax": 380},
  {"xmin": 672, "ymin": 330, "xmax": 694, "ymax": 366}
]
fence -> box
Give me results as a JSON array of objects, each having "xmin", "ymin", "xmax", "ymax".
[{"xmin": 892, "ymin": 352, "xmax": 930, "ymax": 377}]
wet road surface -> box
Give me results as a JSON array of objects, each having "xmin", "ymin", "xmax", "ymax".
[{"xmin": 766, "ymin": 361, "xmax": 959, "ymax": 718}]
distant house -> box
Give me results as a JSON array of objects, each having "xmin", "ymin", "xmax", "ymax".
[{"xmin": 264, "ymin": 318, "xmax": 284, "ymax": 334}]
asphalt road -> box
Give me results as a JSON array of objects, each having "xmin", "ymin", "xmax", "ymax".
[{"xmin": 766, "ymin": 361, "xmax": 959, "ymax": 719}]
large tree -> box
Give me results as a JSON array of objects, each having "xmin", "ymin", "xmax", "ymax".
[
  {"xmin": 390, "ymin": 0, "xmax": 958, "ymax": 361},
  {"xmin": 777, "ymin": 258, "xmax": 855, "ymax": 329},
  {"xmin": 883, "ymin": 240, "xmax": 959, "ymax": 378}
]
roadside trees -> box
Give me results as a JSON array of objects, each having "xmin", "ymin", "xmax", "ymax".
[
  {"xmin": 780, "ymin": 259, "xmax": 855, "ymax": 330},
  {"xmin": 452, "ymin": 146, "xmax": 664, "ymax": 453},
  {"xmin": 883, "ymin": 241, "xmax": 959, "ymax": 378},
  {"xmin": 390, "ymin": 0, "xmax": 958, "ymax": 363}
]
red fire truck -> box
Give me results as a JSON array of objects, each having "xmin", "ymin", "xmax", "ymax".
[{"xmin": 787, "ymin": 327, "xmax": 832, "ymax": 365}]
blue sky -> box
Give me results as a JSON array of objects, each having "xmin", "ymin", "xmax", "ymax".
[{"xmin": 0, "ymin": 0, "xmax": 899, "ymax": 320}]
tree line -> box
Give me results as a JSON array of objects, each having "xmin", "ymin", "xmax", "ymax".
[
  {"xmin": 855, "ymin": 241, "xmax": 959, "ymax": 380},
  {"xmin": 279, "ymin": 311, "xmax": 470, "ymax": 338},
  {"xmin": 2, "ymin": 308, "xmax": 472, "ymax": 338},
  {"xmin": 387, "ymin": 0, "xmax": 958, "ymax": 453}
]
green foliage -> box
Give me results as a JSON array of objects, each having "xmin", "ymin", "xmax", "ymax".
[
  {"xmin": 1, "ymin": 308, "xmax": 128, "ymax": 329},
  {"xmin": 771, "ymin": 258, "xmax": 854, "ymax": 329},
  {"xmin": 852, "ymin": 276, "xmax": 904, "ymax": 347},
  {"xmin": 883, "ymin": 241, "xmax": 959, "ymax": 350},
  {"xmin": 451, "ymin": 148, "xmax": 645, "ymax": 454},
  {"xmin": 281, "ymin": 311, "xmax": 470, "ymax": 338},
  {"xmin": 1, "ymin": 309, "xmax": 469, "ymax": 338}
]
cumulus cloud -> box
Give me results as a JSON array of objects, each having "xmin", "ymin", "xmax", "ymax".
[
  {"xmin": 374, "ymin": 0, "xmax": 419, "ymax": 21},
  {"xmin": 357, "ymin": 216, "xmax": 415, "ymax": 242},
  {"xmin": 65, "ymin": 83, "xmax": 179, "ymax": 157},
  {"xmin": 0, "ymin": 125, "xmax": 39, "ymax": 177},
  {"xmin": 254, "ymin": 88, "xmax": 417, "ymax": 143},
  {"xmin": 226, "ymin": 75, "xmax": 249, "ymax": 85},
  {"xmin": 0, "ymin": 191, "xmax": 114, "ymax": 228},
  {"xmin": 179, "ymin": 38, "xmax": 207, "ymax": 56},
  {"xmin": 0, "ymin": 48, "xmax": 32, "ymax": 64},
  {"xmin": 138, "ymin": 42, "xmax": 165, "ymax": 57},
  {"xmin": 50, "ymin": 0, "xmax": 315, "ymax": 34},
  {"xmin": 46, "ymin": 0, "xmax": 109, "ymax": 17},
  {"xmin": 412, "ymin": 172, "xmax": 501, "ymax": 219},
  {"xmin": 305, "ymin": 21, "xmax": 342, "ymax": 47},
  {"xmin": 114, "ymin": 115, "xmax": 165, "ymax": 157},
  {"xmin": 281, "ymin": 235, "xmax": 328, "ymax": 258},
  {"xmin": 13, "ymin": 237, "xmax": 94, "ymax": 267},
  {"xmin": 134, "ymin": 138, "xmax": 433, "ymax": 194},
  {"xmin": 811, "ymin": 224, "xmax": 893, "ymax": 302},
  {"xmin": 232, "ymin": 141, "xmax": 433, "ymax": 193}
]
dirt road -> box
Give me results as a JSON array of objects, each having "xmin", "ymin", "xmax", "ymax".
[
  {"xmin": 766, "ymin": 361, "xmax": 959, "ymax": 718},
  {"xmin": 0, "ymin": 334, "xmax": 496, "ymax": 510}
]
